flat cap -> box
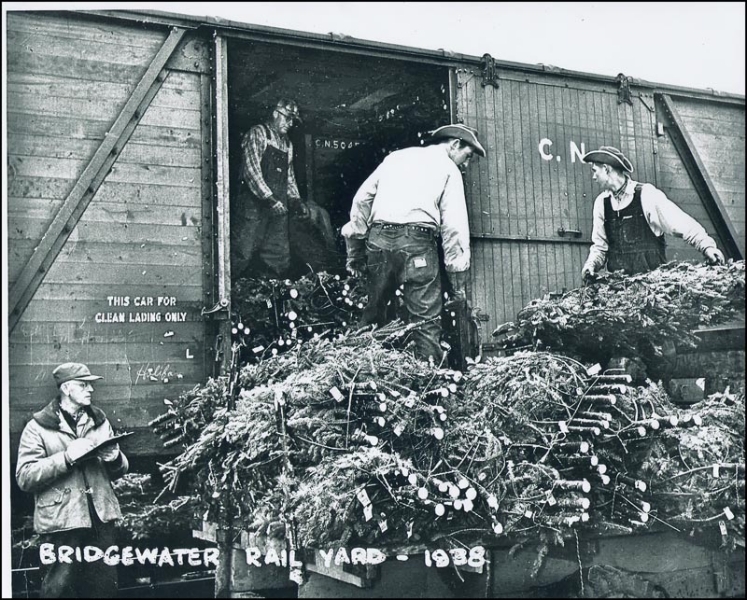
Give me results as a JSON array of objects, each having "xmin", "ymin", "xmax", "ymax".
[{"xmin": 53, "ymin": 362, "xmax": 103, "ymax": 386}]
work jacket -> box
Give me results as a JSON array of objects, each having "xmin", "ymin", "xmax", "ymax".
[{"xmin": 16, "ymin": 399, "xmax": 129, "ymax": 534}]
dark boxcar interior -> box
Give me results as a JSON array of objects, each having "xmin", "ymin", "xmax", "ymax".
[{"xmin": 226, "ymin": 38, "xmax": 451, "ymax": 277}]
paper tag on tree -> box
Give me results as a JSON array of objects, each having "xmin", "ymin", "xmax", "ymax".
[
  {"xmin": 329, "ymin": 386, "xmax": 345, "ymax": 402},
  {"xmin": 252, "ymin": 346, "xmax": 264, "ymax": 354},
  {"xmin": 378, "ymin": 519, "xmax": 388, "ymax": 532},
  {"xmin": 363, "ymin": 504, "xmax": 373, "ymax": 521},
  {"xmin": 266, "ymin": 299, "xmax": 273, "ymax": 308},
  {"xmin": 586, "ymin": 363, "xmax": 602, "ymax": 376},
  {"xmin": 558, "ymin": 421, "xmax": 569, "ymax": 434},
  {"xmin": 719, "ymin": 520, "xmax": 728, "ymax": 536},
  {"xmin": 723, "ymin": 507, "xmax": 735, "ymax": 520},
  {"xmin": 712, "ymin": 464, "xmax": 720, "ymax": 478},
  {"xmin": 356, "ymin": 488, "xmax": 371, "ymax": 506},
  {"xmin": 546, "ymin": 493, "xmax": 557, "ymax": 506}
]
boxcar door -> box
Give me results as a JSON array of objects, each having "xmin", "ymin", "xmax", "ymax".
[
  {"xmin": 454, "ymin": 65, "xmax": 662, "ymax": 348},
  {"xmin": 7, "ymin": 11, "xmax": 219, "ymax": 458}
]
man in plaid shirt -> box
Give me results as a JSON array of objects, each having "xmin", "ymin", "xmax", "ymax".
[{"xmin": 232, "ymin": 98, "xmax": 309, "ymax": 278}]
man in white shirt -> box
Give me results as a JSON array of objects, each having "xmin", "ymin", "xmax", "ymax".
[
  {"xmin": 581, "ymin": 146, "xmax": 725, "ymax": 279},
  {"xmin": 342, "ymin": 124, "xmax": 486, "ymax": 361}
]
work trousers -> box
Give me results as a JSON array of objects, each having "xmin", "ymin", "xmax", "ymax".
[
  {"xmin": 362, "ymin": 224, "xmax": 443, "ymax": 362},
  {"xmin": 39, "ymin": 515, "xmax": 118, "ymax": 598},
  {"xmin": 232, "ymin": 203, "xmax": 291, "ymax": 279}
]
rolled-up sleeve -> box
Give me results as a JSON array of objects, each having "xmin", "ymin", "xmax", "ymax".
[
  {"xmin": 584, "ymin": 195, "xmax": 609, "ymax": 273},
  {"xmin": 240, "ymin": 127, "xmax": 274, "ymax": 202},
  {"xmin": 286, "ymin": 142, "xmax": 301, "ymax": 202},
  {"xmin": 439, "ymin": 168, "xmax": 471, "ymax": 272},
  {"xmin": 641, "ymin": 184, "xmax": 718, "ymax": 253}
]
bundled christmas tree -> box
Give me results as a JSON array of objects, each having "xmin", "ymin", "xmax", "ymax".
[
  {"xmin": 493, "ymin": 261, "xmax": 745, "ymax": 370},
  {"xmin": 150, "ymin": 261, "xmax": 744, "ymax": 576},
  {"xmin": 640, "ymin": 388, "xmax": 745, "ymax": 550},
  {"xmin": 113, "ymin": 473, "xmax": 199, "ymax": 544},
  {"xmin": 230, "ymin": 272, "xmax": 367, "ymax": 364},
  {"xmin": 157, "ymin": 335, "xmax": 745, "ymax": 556}
]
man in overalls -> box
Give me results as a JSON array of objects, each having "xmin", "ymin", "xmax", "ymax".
[
  {"xmin": 581, "ymin": 146, "xmax": 725, "ymax": 279},
  {"xmin": 232, "ymin": 98, "xmax": 307, "ymax": 279},
  {"xmin": 580, "ymin": 146, "xmax": 726, "ymax": 382}
]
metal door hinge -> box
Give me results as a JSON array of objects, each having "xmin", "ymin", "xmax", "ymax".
[
  {"xmin": 201, "ymin": 298, "xmax": 229, "ymax": 316},
  {"xmin": 616, "ymin": 73, "xmax": 634, "ymax": 105},
  {"xmin": 481, "ymin": 54, "xmax": 500, "ymax": 88}
]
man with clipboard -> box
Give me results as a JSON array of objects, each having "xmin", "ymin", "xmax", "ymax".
[{"xmin": 16, "ymin": 362, "xmax": 129, "ymax": 598}]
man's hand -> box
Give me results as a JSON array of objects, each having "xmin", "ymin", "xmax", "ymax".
[
  {"xmin": 270, "ymin": 200, "xmax": 288, "ymax": 216},
  {"xmin": 346, "ymin": 257, "xmax": 366, "ymax": 278},
  {"xmin": 97, "ymin": 443, "xmax": 120, "ymax": 463},
  {"xmin": 64, "ymin": 438, "xmax": 96, "ymax": 465},
  {"xmin": 581, "ymin": 265, "xmax": 596, "ymax": 283},
  {"xmin": 444, "ymin": 288, "xmax": 467, "ymax": 309},
  {"xmin": 451, "ymin": 289, "xmax": 467, "ymax": 303},
  {"xmin": 704, "ymin": 247, "xmax": 725, "ymax": 265},
  {"xmin": 345, "ymin": 237, "xmax": 368, "ymax": 277}
]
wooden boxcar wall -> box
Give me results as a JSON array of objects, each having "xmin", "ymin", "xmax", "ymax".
[
  {"xmin": 657, "ymin": 95, "xmax": 745, "ymax": 256},
  {"xmin": 456, "ymin": 67, "xmax": 744, "ymax": 346},
  {"xmin": 7, "ymin": 11, "xmax": 216, "ymax": 457}
]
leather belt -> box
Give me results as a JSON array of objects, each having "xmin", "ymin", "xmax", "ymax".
[{"xmin": 372, "ymin": 222, "xmax": 436, "ymax": 235}]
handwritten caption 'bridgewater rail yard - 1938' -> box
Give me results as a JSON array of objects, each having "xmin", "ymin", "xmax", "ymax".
[{"xmin": 40, "ymin": 545, "xmax": 487, "ymax": 570}]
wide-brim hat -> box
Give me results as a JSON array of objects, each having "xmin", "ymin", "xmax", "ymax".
[
  {"xmin": 430, "ymin": 124, "xmax": 486, "ymax": 157},
  {"xmin": 53, "ymin": 362, "xmax": 103, "ymax": 385},
  {"xmin": 275, "ymin": 98, "xmax": 303, "ymax": 123},
  {"xmin": 582, "ymin": 146, "xmax": 633, "ymax": 173}
]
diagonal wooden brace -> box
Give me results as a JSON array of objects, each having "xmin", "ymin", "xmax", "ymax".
[
  {"xmin": 658, "ymin": 93, "xmax": 744, "ymax": 261},
  {"xmin": 9, "ymin": 26, "xmax": 188, "ymax": 332}
]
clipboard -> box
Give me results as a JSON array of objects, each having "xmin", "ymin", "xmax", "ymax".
[{"xmin": 71, "ymin": 432, "xmax": 134, "ymax": 464}]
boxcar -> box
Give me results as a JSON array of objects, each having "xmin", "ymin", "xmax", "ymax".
[{"xmin": 7, "ymin": 8, "xmax": 745, "ymax": 460}]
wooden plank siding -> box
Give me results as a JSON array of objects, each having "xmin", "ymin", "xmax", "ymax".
[
  {"xmin": 455, "ymin": 67, "xmax": 743, "ymax": 348},
  {"xmin": 7, "ymin": 11, "xmax": 214, "ymax": 458},
  {"xmin": 654, "ymin": 115, "xmax": 723, "ymax": 262},
  {"xmin": 668, "ymin": 97, "xmax": 746, "ymax": 248},
  {"xmin": 6, "ymin": 9, "xmax": 744, "ymax": 458},
  {"xmin": 457, "ymin": 70, "xmax": 644, "ymax": 343}
]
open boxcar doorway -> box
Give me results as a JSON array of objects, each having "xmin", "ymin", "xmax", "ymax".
[{"xmin": 225, "ymin": 37, "xmax": 453, "ymax": 280}]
